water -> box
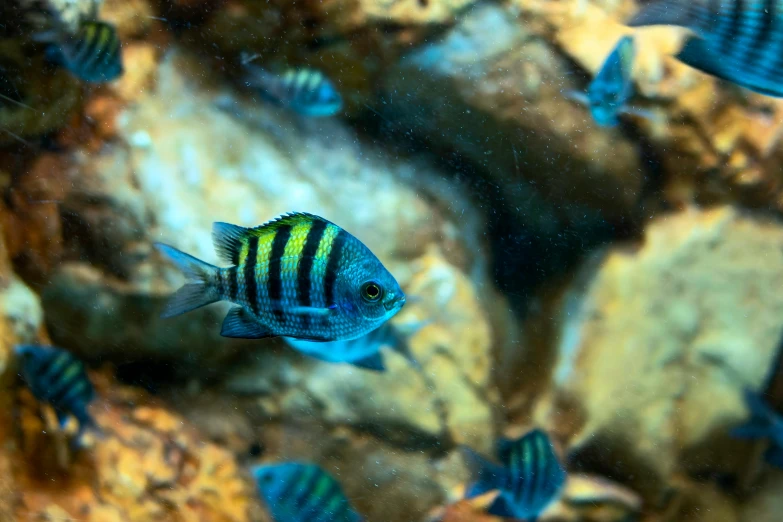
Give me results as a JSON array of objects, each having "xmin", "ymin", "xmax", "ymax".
[{"xmin": 0, "ymin": 0, "xmax": 782, "ymax": 521}]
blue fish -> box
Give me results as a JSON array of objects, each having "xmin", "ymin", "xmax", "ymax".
[
  {"xmin": 283, "ymin": 320, "xmax": 426, "ymax": 372},
  {"xmin": 462, "ymin": 429, "xmax": 566, "ymax": 520},
  {"xmin": 252, "ymin": 462, "xmax": 363, "ymax": 522},
  {"xmin": 15, "ymin": 345, "xmax": 97, "ymax": 442},
  {"xmin": 244, "ymin": 65, "xmax": 343, "ymax": 117},
  {"xmin": 36, "ymin": 19, "xmax": 123, "ymax": 83},
  {"xmin": 628, "ymin": 0, "xmax": 783, "ymax": 98},
  {"xmin": 566, "ymin": 35, "xmax": 641, "ymax": 127},
  {"xmin": 731, "ymin": 389, "xmax": 783, "ymax": 468}
]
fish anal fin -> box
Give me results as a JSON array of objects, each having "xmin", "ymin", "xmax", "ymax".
[
  {"xmin": 486, "ymin": 496, "xmax": 515, "ymax": 518},
  {"xmin": 221, "ymin": 307, "xmax": 274, "ymax": 339},
  {"xmin": 351, "ymin": 352, "xmax": 386, "ymax": 372}
]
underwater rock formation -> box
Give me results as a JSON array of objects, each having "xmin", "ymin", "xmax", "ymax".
[
  {"xmin": 536, "ymin": 206, "xmax": 783, "ymax": 500},
  {"xmin": 38, "ymin": 49, "xmax": 503, "ymax": 520}
]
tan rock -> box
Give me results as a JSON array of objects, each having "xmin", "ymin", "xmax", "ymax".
[{"xmin": 536, "ymin": 206, "xmax": 783, "ymax": 499}]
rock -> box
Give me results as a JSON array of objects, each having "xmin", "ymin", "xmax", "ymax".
[
  {"xmin": 535, "ymin": 206, "xmax": 783, "ymax": 500},
  {"xmin": 12, "ymin": 372, "xmax": 259, "ymax": 521},
  {"xmin": 383, "ymin": 3, "xmax": 643, "ymax": 221},
  {"xmin": 739, "ymin": 470, "xmax": 783, "ymax": 522}
]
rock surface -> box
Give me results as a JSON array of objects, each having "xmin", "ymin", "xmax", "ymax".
[{"xmin": 535, "ymin": 206, "xmax": 783, "ymax": 500}]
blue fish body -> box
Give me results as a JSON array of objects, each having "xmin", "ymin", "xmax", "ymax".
[
  {"xmin": 587, "ymin": 35, "xmax": 636, "ymax": 127},
  {"xmin": 283, "ymin": 321, "xmax": 423, "ymax": 371},
  {"xmin": 252, "ymin": 462, "xmax": 362, "ymax": 522},
  {"xmin": 732, "ymin": 389, "xmax": 783, "ymax": 468},
  {"xmin": 245, "ymin": 66, "xmax": 343, "ymax": 117},
  {"xmin": 15, "ymin": 345, "xmax": 96, "ymax": 439},
  {"xmin": 628, "ymin": 0, "xmax": 783, "ymax": 98},
  {"xmin": 42, "ymin": 20, "xmax": 123, "ymax": 83},
  {"xmin": 463, "ymin": 429, "xmax": 566, "ymax": 520}
]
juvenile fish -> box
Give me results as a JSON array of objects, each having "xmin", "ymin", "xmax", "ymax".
[
  {"xmin": 36, "ymin": 19, "xmax": 123, "ymax": 83},
  {"xmin": 732, "ymin": 389, "xmax": 783, "ymax": 468},
  {"xmin": 244, "ymin": 65, "xmax": 343, "ymax": 117},
  {"xmin": 252, "ymin": 462, "xmax": 362, "ymax": 522},
  {"xmin": 283, "ymin": 320, "xmax": 426, "ymax": 372},
  {"xmin": 567, "ymin": 35, "xmax": 638, "ymax": 127},
  {"xmin": 156, "ymin": 212, "xmax": 406, "ymax": 342},
  {"xmin": 628, "ymin": 0, "xmax": 783, "ymax": 97},
  {"xmin": 15, "ymin": 345, "xmax": 97, "ymax": 440},
  {"xmin": 462, "ymin": 429, "xmax": 566, "ymax": 520}
]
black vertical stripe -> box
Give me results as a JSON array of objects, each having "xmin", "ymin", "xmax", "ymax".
[
  {"xmin": 215, "ymin": 268, "xmax": 224, "ymax": 298},
  {"xmin": 303, "ymin": 478, "xmax": 339, "ymax": 517},
  {"xmin": 297, "ymin": 220, "xmax": 328, "ymax": 307},
  {"xmin": 721, "ymin": 0, "xmax": 745, "ymax": 54},
  {"xmin": 245, "ymin": 237, "xmax": 259, "ymax": 315},
  {"xmin": 49, "ymin": 365, "xmax": 81, "ymax": 404},
  {"xmin": 323, "ymin": 229, "xmax": 346, "ymax": 307},
  {"xmin": 74, "ymin": 25, "xmax": 102, "ymax": 66},
  {"xmin": 268, "ymin": 225, "xmax": 292, "ymax": 323},
  {"xmin": 81, "ymin": 26, "xmax": 110, "ymax": 76},
  {"xmin": 745, "ymin": 0, "xmax": 776, "ymax": 64},
  {"xmin": 293, "ymin": 467, "xmax": 322, "ymax": 509},
  {"xmin": 228, "ymin": 267, "xmax": 238, "ymax": 301},
  {"xmin": 277, "ymin": 466, "xmax": 306, "ymax": 505}
]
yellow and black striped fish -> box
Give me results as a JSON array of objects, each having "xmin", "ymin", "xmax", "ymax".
[
  {"xmin": 462, "ymin": 429, "xmax": 566, "ymax": 519},
  {"xmin": 15, "ymin": 345, "xmax": 96, "ymax": 440},
  {"xmin": 38, "ymin": 20, "xmax": 123, "ymax": 83},
  {"xmin": 628, "ymin": 0, "xmax": 783, "ymax": 97},
  {"xmin": 244, "ymin": 65, "xmax": 343, "ymax": 117},
  {"xmin": 155, "ymin": 212, "xmax": 405, "ymax": 342}
]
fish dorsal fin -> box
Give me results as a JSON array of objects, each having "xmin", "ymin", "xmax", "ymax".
[
  {"xmin": 212, "ymin": 213, "xmax": 331, "ymax": 266},
  {"xmin": 627, "ymin": 1, "xmax": 699, "ymax": 32}
]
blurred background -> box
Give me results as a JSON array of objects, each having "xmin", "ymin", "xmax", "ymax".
[{"xmin": 0, "ymin": 0, "xmax": 782, "ymax": 520}]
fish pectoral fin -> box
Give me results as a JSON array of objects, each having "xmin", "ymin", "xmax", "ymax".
[
  {"xmin": 221, "ymin": 307, "xmax": 274, "ymax": 339},
  {"xmin": 351, "ymin": 353, "xmax": 386, "ymax": 372},
  {"xmin": 486, "ymin": 496, "xmax": 515, "ymax": 518}
]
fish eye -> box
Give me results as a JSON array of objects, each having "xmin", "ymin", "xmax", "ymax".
[{"xmin": 361, "ymin": 281, "xmax": 383, "ymax": 302}]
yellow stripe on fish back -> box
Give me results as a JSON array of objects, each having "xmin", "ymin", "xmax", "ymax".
[
  {"xmin": 310, "ymin": 223, "xmax": 340, "ymax": 308},
  {"xmin": 280, "ymin": 221, "xmax": 312, "ymax": 304}
]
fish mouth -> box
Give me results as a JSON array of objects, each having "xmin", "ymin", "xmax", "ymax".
[{"xmin": 384, "ymin": 293, "xmax": 406, "ymax": 312}]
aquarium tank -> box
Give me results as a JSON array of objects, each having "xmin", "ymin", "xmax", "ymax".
[{"xmin": 0, "ymin": 0, "xmax": 782, "ymax": 520}]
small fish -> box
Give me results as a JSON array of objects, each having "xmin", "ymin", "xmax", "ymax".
[
  {"xmin": 566, "ymin": 35, "xmax": 637, "ymax": 127},
  {"xmin": 36, "ymin": 20, "xmax": 123, "ymax": 83},
  {"xmin": 156, "ymin": 212, "xmax": 405, "ymax": 342},
  {"xmin": 252, "ymin": 462, "xmax": 362, "ymax": 522},
  {"xmin": 628, "ymin": 0, "xmax": 783, "ymax": 98},
  {"xmin": 15, "ymin": 345, "xmax": 97, "ymax": 440},
  {"xmin": 731, "ymin": 389, "xmax": 783, "ymax": 468},
  {"xmin": 283, "ymin": 320, "xmax": 426, "ymax": 372},
  {"xmin": 462, "ymin": 429, "xmax": 566, "ymax": 520},
  {"xmin": 244, "ymin": 65, "xmax": 343, "ymax": 117}
]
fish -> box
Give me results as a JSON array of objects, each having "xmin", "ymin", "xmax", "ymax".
[
  {"xmin": 462, "ymin": 429, "xmax": 567, "ymax": 520},
  {"xmin": 627, "ymin": 0, "xmax": 783, "ymax": 98},
  {"xmin": 283, "ymin": 319, "xmax": 427, "ymax": 372},
  {"xmin": 15, "ymin": 345, "xmax": 97, "ymax": 441},
  {"xmin": 35, "ymin": 19, "xmax": 123, "ymax": 83},
  {"xmin": 243, "ymin": 65, "xmax": 343, "ymax": 117},
  {"xmin": 566, "ymin": 35, "xmax": 638, "ymax": 127},
  {"xmin": 731, "ymin": 389, "xmax": 783, "ymax": 468},
  {"xmin": 155, "ymin": 212, "xmax": 406, "ymax": 342},
  {"xmin": 252, "ymin": 462, "xmax": 362, "ymax": 522}
]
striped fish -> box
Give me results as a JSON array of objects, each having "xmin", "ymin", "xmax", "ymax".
[
  {"xmin": 37, "ymin": 20, "xmax": 123, "ymax": 83},
  {"xmin": 252, "ymin": 462, "xmax": 362, "ymax": 522},
  {"xmin": 731, "ymin": 389, "xmax": 783, "ymax": 468},
  {"xmin": 462, "ymin": 429, "xmax": 566, "ymax": 520},
  {"xmin": 15, "ymin": 345, "xmax": 96, "ymax": 441},
  {"xmin": 628, "ymin": 0, "xmax": 783, "ymax": 97},
  {"xmin": 283, "ymin": 320, "xmax": 426, "ymax": 371},
  {"xmin": 155, "ymin": 212, "xmax": 405, "ymax": 342},
  {"xmin": 244, "ymin": 65, "xmax": 343, "ymax": 117}
]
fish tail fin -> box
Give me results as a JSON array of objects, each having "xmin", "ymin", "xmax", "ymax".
[
  {"xmin": 155, "ymin": 243, "xmax": 221, "ymax": 318},
  {"xmin": 460, "ymin": 446, "xmax": 505, "ymax": 499},
  {"xmin": 732, "ymin": 389, "xmax": 776, "ymax": 439},
  {"xmin": 627, "ymin": 1, "xmax": 697, "ymax": 31}
]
